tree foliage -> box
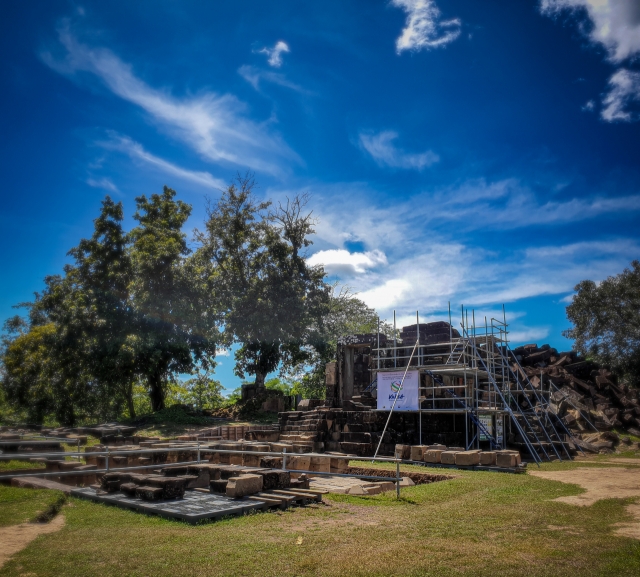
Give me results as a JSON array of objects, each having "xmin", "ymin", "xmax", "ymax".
[
  {"xmin": 564, "ymin": 260, "xmax": 640, "ymax": 387},
  {"xmin": 0, "ymin": 176, "xmax": 391, "ymax": 424},
  {"xmin": 291, "ymin": 286, "xmax": 392, "ymax": 399},
  {"xmin": 1, "ymin": 187, "xmax": 222, "ymax": 424},
  {"xmin": 196, "ymin": 175, "xmax": 330, "ymax": 388}
]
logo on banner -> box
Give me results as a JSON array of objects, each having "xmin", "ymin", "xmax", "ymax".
[{"xmin": 389, "ymin": 379, "xmax": 405, "ymax": 400}]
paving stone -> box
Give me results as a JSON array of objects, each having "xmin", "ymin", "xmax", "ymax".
[{"xmin": 73, "ymin": 487, "xmax": 265, "ymax": 524}]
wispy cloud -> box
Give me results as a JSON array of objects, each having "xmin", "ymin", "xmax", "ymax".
[
  {"xmin": 359, "ymin": 130, "xmax": 439, "ymax": 170},
  {"xmin": 391, "ymin": 0, "xmax": 461, "ymax": 54},
  {"xmin": 540, "ymin": 0, "xmax": 640, "ymax": 64},
  {"xmin": 238, "ymin": 65, "xmax": 307, "ymax": 93},
  {"xmin": 508, "ymin": 327, "xmax": 550, "ymax": 345},
  {"xmin": 86, "ymin": 177, "xmax": 118, "ymax": 192},
  {"xmin": 41, "ymin": 22, "xmax": 299, "ymax": 175},
  {"xmin": 540, "ymin": 1, "xmax": 640, "ymax": 122},
  {"xmin": 257, "ymin": 41, "xmax": 290, "ymax": 68},
  {"xmin": 602, "ymin": 68, "xmax": 640, "ymax": 121},
  {"xmin": 267, "ymin": 179, "xmax": 640, "ymax": 324},
  {"xmin": 307, "ymin": 249, "xmax": 387, "ymax": 276},
  {"xmin": 308, "ymin": 179, "xmax": 640, "ymax": 240},
  {"xmin": 101, "ymin": 133, "xmax": 226, "ymax": 189}
]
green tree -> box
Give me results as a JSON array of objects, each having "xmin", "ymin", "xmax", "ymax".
[
  {"xmin": 0, "ymin": 320, "xmax": 97, "ymax": 426},
  {"xmin": 184, "ymin": 371, "xmax": 224, "ymax": 411},
  {"xmin": 129, "ymin": 186, "xmax": 221, "ymax": 411},
  {"xmin": 64, "ymin": 197, "xmax": 138, "ymax": 417},
  {"xmin": 289, "ymin": 286, "xmax": 390, "ymax": 398},
  {"xmin": 564, "ymin": 260, "xmax": 640, "ymax": 387},
  {"xmin": 197, "ymin": 175, "xmax": 330, "ymax": 389},
  {"xmin": 1, "ymin": 187, "xmax": 223, "ymax": 423}
]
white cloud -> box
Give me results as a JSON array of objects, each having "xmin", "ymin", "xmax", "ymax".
[
  {"xmin": 102, "ymin": 133, "xmax": 226, "ymax": 189},
  {"xmin": 601, "ymin": 68, "xmax": 640, "ymax": 121},
  {"xmin": 86, "ymin": 177, "xmax": 118, "ymax": 192},
  {"xmin": 508, "ymin": 327, "xmax": 550, "ymax": 345},
  {"xmin": 391, "ymin": 0, "xmax": 461, "ymax": 53},
  {"xmin": 238, "ymin": 64, "xmax": 307, "ymax": 93},
  {"xmin": 307, "ymin": 249, "xmax": 388, "ymax": 276},
  {"xmin": 41, "ymin": 23, "xmax": 298, "ymax": 176},
  {"xmin": 540, "ymin": 0, "xmax": 640, "ymax": 63},
  {"xmin": 279, "ymin": 179, "xmax": 640, "ymax": 326},
  {"xmin": 258, "ymin": 41, "xmax": 290, "ymax": 67},
  {"xmin": 359, "ymin": 131, "xmax": 439, "ymax": 170},
  {"xmin": 582, "ymin": 99, "xmax": 596, "ymax": 111},
  {"xmin": 216, "ymin": 348, "xmax": 230, "ymax": 357}
]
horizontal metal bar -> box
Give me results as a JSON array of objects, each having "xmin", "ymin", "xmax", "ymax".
[{"xmin": 1, "ymin": 446, "xmax": 401, "ymax": 462}]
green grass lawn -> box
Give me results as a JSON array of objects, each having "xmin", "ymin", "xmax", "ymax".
[
  {"xmin": 0, "ymin": 486, "xmax": 65, "ymax": 527},
  {"xmin": 1, "ymin": 460, "xmax": 639, "ymax": 576}
]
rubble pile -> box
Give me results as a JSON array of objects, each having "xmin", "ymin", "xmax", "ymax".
[
  {"xmin": 513, "ymin": 343, "xmax": 640, "ymax": 451},
  {"xmin": 97, "ymin": 464, "xmax": 306, "ymax": 501}
]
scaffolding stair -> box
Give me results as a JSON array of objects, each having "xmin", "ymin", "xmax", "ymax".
[{"xmin": 423, "ymin": 370, "xmax": 500, "ymax": 450}]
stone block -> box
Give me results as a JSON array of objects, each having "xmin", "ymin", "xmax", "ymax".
[
  {"xmin": 454, "ymin": 451, "xmax": 480, "ymax": 466},
  {"xmin": 136, "ymin": 485, "xmax": 164, "ymax": 501},
  {"xmin": 410, "ymin": 446, "xmax": 427, "ymax": 461},
  {"xmin": 226, "ymin": 474, "xmax": 263, "ymax": 498},
  {"xmin": 440, "ymin": 451, "xmax": 459, "ymax": 465},
  {"xmin": 496, "ymin": 451, "xmax": 521, "ymax": 468},
  {"xmin": 242, "ymin": 454, "xmax": 262, "ymax": 467},
  {"xmin": 210, "ymin": 479, "xmax": 228, "ymax": 493},
  {"xmin": 395, "ymin": 444, "xmax": 411, "ymax": 460},
  {"xmin": 289, "ymin": 473, "xmax": 310, "ymax": 489},
  {"xmin": 479, "ymin": 452, "xmax": 497, "ymax": 466},
  {"xmin": 310, "ymin": 456, "xmax": 331, "ymax": 473},
  {"xmin": 260, "ymin": 456, "xmax": 283, "ymax": 468},
  {"xmin": 254, "ymin": 469, "xmax": 290, "ymax": 490},
  {"xmin": 424, "ymin": 450, "xmax": 443, "ymax": 463},
  {"xmin": 145, "ymin": 476, "xmax": 188, "ymax": 499},
  {"xmin": 288, "ymin": 456, "xmax": 311, "ymax": 471},
  {"xmin": 120, "ymin": 482, "xmax": 138, "ymax": 497},
  {"xmin": 229, "ymin": 454, "xmax": 244, "ymax": 466}
]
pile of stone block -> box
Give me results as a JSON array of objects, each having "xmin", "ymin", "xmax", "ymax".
[
  {"xmin": 399, "ymin": 444, "xmax": 523, "ymax": 469},
  {"xmin": 96, "ymin": 463, "xmax": 308, "ymax": 502},
  {"xmin": 513, "ymin": 343, "xmax": 640, "ymax": 449},
  {"xmin": 278, "ymin": 408, "xmax": 424, "ymax": 457}
]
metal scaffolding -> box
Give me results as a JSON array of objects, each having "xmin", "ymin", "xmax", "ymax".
[{"xmin": 370, "ymin": 305, "xmax": 579, "ymax": 463}]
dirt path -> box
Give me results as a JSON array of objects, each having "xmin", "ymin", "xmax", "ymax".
[
  {"xmin": 0, "ymin": 514, "xmax": 65, "ymax": 569},
  {"xmin": 529, "ymin": 467, "xmax": 640, "ymax": 506},
  {"xmin": 530, "ymin": 467, "xmax": 640, "ymax": 540}
]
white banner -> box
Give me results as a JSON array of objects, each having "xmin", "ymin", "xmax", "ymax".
[{"xmin": 377, "ymin": 370, "xmax": 419, "ymax": 411}]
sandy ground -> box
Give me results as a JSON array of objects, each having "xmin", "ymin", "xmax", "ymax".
[
  {"xmin": 0, "ymin": 514, "xmax": 65, "ymax": 569},
  {"xmin": 529, "ymin": 467, "xmax": 640, "ymax": 539}
]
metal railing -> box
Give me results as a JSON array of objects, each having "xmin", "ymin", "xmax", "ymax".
[{"xmin": 0, "ymin": 444, "xmax": 406, "ymax": 498}]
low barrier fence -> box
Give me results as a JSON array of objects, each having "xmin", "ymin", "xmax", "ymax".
[{"xmin": 0, "ymin": 445, "xmax": 405, "ymax": 498}]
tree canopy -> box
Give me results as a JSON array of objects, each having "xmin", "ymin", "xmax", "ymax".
[
  {"xmin": 196, "ymin": 175, "xmax": 330, "ymax": 388},
  {"xmin": 564, "ymin": 260, "xmax": 640, "ymax": 388},
  {"xmin": 0, "ymin": 177, "xmax": 388, "ymax": 424},
  {"xmin": 1, "ymin": 187, "xmax": 222, "ymax": 424}
]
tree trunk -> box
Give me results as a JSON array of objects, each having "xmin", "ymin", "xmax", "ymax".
[
  {"xmin": 148, "ymin": 371, "xmax": 166, "ymax": 412},
  {"xmin": 255, "ymin": 371, "xmax": 266, "ymax": 389},
  {"xmin": 126, "ymin": 382, "xmax": 136, "ymax": 419}
]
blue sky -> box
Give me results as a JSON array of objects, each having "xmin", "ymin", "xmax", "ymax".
[{"xmin": 2, "ymin": 0, "xmax": 640, "ymax": 393}]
